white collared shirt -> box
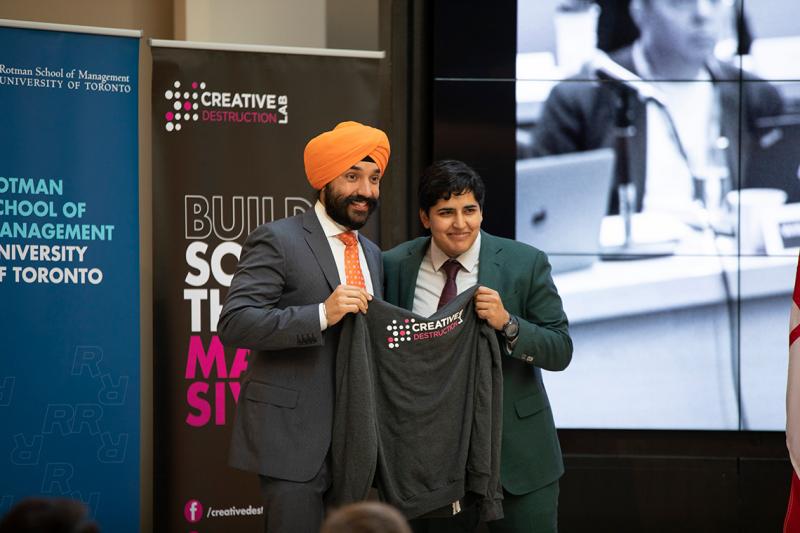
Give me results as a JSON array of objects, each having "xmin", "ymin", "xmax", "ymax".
[
  {"xmin": 314, "ymin": 200, "xmax": 374, "ymax": 330},
  {"xmin": 632, "ymin": 41, "xmax": 717, "ymax": 216},
  {"xmin": 412, "ymin": 233, "xmax": 481, "ymax": 317}
]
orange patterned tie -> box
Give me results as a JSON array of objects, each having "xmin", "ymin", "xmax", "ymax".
[{"xmin": 336, "ymin": 231, "xmax": 366, "ymax": 289}]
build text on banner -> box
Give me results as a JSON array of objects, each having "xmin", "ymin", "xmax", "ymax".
[{"xmin": 151, "ymin": 42, "xmax": 382, "ymax": 532}]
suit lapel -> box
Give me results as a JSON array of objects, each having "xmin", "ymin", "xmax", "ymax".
[
  {"xmin": 477, "ymin": 231, "xmax": 503, "ymax": 290},
  {"xmin": 400, "ymin": 238, "xmax": 428, "ymax": 310},
  {"xmin": 631, "ymin": 102, "xmax": 648, "ymax": 211},
  {"xmin": 704, "ymin": 60, "xmax": 741, "ymax": 189},
  {"xmin": 359, "ymin": 234, "xmax": 383, "ymax": 299},
  {"xmin": 718, "ymin": 83, "xmax": 741, "ymax": 188},
  {"xmin": 610, "ymin": 47, "xmax": 647, "ymax": 211},
  {"xmin": 302, "ymin": 209, "xmax": 340, "ymax": 291}
]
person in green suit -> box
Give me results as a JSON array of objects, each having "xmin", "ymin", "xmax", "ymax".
[{"xmin": 383, "ymin": 160, "xmax": 573, "ymax": 533}]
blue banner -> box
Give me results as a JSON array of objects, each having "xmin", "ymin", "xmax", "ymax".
[{"xmin": 0, "ymin": 24, "xmax": 140, "ymax": 531}]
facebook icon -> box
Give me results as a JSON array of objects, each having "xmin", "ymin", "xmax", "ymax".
[{"xmin": 184, "ymin": 499, "xmax": 203, "ymax": 523}]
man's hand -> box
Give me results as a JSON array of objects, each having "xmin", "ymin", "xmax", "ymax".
[
  {"xmin": 474, "ymin": 286, "xmax": 510, "ymax": 330},
  {"xmin": 324, "ymin": 284, "xmax": 372, "ymax": 326}
]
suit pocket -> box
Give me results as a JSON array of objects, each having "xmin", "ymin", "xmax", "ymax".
[
  {"xmin": 514, "ymin": 391, "xmax": 548, "ymax": 419},
  {"xmin": 246, "ymin": 381, "xmax": 298, "ymax": 409}
]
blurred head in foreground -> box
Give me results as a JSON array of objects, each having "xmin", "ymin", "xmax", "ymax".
[
  {"xmin": 320, "ymin": 501, "xmax": 411, "ymax": 533},
  {"xmin": 0, "ymin": 497, "xmax": 99, "ymax": 533}
]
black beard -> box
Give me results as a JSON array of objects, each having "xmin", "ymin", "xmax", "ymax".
[{"xmin": 323, "ymin": 187, "xmax": 378, "ymax": 230}]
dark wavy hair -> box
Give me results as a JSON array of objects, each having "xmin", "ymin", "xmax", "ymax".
[{"xmin": 418, "ymin": 160, "xmax": 485, "ymax": 214}]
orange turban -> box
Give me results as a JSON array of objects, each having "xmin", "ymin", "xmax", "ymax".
[{"xmin": 303, "ymin": 121, "xmax": 390, "ymax": 190}]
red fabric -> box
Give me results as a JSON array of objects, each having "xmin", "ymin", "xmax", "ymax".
[
  {"xmin": 795, "ymin": 251, "xmax": 800, "ymax": 308},
  {"xmin": 786, "ymin": 470, "xmax": 800, "ymax": 532},
  {"xmin": 792, "ymin": 252, "xmax": 800, "ymax": 346},
  {"xmin": 788, "ymin": 255, "xmax": 800, "ymax": 532}
]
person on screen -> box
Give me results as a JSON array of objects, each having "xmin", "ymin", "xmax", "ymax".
[
  {"xmin": 383, "ymin": 160, "xmax": 573, "ymax": 533},
  {"xmin": 218, "ymin": 121, "xmax": 390, "ymax": 533},
  {"xmin": 533, "ymin": 0, "xmax": 783, "ymax": 216},
  {"xmin": 593, "ymin": 0, "xmax": 752, "ymax": 55}
]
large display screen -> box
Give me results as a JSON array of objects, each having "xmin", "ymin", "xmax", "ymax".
[{"xmin": 434, "ymin": 0, "xmax": 800, "ymax": 430}]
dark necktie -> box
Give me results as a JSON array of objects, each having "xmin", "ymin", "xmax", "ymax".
[{"xmin": 437, "ymin": 259, "xmax": 462, "ymax": 310}]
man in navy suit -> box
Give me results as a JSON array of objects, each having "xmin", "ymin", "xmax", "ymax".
[
  {"xmin": 219, "ymin": 121, "xmax": 390, "ymax": 533},
  {"xmin": 534, "ymin": 0, "xmax": 784, "ymax": 213}
]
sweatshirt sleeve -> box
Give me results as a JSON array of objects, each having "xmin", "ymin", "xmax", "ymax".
[
  {"xmin": 479, "ymin": 322, "xmax": 505, "ymax": 522},
  {"xmin": 331, "ymin": 312, "xmax": 378, "ymax": 506}
]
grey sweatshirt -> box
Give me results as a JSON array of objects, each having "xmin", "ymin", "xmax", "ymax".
[{"xmin": 331, "ymin": 286, "xmax": 504, "ymax": 521}]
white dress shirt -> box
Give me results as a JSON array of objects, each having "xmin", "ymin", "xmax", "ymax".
[
  {"xmin": 632, "ymin": 41, "xmax": 717, "ymax": 217},
  {"xmin": 412, "ymin": 233, "xmax": 481, "ymax": 317},
  {"xmin": 314, "ymin": 200, "xmax": 374, "ymax": 330}
]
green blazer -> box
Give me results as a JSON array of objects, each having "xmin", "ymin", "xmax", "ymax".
[{"xmin": 382, "ymin": 231, "xmax": 573, "ymax": 495}]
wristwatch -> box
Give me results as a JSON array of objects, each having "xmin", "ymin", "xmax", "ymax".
[{"xmin": 501, "ymin": 314, "xmax": 519, "ymax": 341}]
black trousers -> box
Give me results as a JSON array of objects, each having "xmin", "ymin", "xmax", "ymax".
[{"xmin": 258, "ymin": 457, "xmax": 331, "ymax": 533}]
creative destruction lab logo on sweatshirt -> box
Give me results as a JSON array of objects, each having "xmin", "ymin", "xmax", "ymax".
[
  {"xmin": 162, "ymin": 80, "xmax": 288, "ymax": 132},
  {"xmin": 384, "ymin": 309, "xmax": 465, "ymax": 349}
]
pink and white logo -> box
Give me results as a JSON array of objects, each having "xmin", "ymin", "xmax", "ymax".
[
  {"xmin": 163, "ymin": 80, "xmax": 203, "ymax": 133},
  {"xmin": 184, "ymin": 499, "xmax": 203, "ymax": 523},
  {"xmin": 163, "ymin": 79, "xmax": 289, "ymax": 133},
  {"xmin": 386, "ymin": 318, "xmax": 415, "ymax": 349},
  {"xmin": 384, "ymin": 310, "xmax": 465, "ymax": 348}
]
